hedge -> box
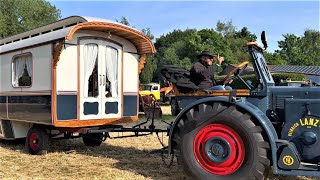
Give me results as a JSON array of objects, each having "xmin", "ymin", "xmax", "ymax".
[{"xmin": 216, "ymin": 73, "xmax": 306, "ymax": 89}]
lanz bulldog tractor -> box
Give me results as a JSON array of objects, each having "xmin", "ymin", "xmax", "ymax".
[
  {"xmin": 1, "ymin": 15, "xmax": 319, "ymax": 179},
  {"xmin": 161, "ymin": 32, "xmax": 320, "ymax": 179}
]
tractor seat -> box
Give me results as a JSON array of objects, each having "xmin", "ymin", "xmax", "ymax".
[{"xmin": 161, "ymin": 65, "xmax": 199, "ymax": 94}]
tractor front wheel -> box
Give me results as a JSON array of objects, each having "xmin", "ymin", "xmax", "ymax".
[{"xmin": 173, "ymin": 103, "xmax": 270, "ymax": 179}]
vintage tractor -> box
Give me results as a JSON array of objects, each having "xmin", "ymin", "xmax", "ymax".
[{"xmin": 162, "ymin": 32, "xmax": 320, "ymax": 179}]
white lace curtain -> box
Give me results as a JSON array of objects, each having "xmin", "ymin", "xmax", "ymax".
[
  {"xmin": 13, "ymin": 55, "xmax": 32, "ymax": 87},
  {"xmin": 105, "ymin": 46, "xmax": 118, "ymax": 97},
  {"xmin": 83, "ymin": 44, "xmax": 98, "ymax": 97}
]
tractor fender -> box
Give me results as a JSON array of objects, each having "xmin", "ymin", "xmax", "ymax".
[{"xmin": 168, "ymin": 96, "xmax": 278, "ymax": 165}]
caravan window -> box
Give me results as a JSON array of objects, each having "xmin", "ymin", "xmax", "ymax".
[
  {"xmin": 84, "ymin": 43, "xmax": 99, "ymax": 98},
  {"xmin": 104, "ymin": 46, "xmax": 118, "ymax": 98},
  {"xmin": 12, "ymin": 53, "xmax": 32, "ymax": 87}
]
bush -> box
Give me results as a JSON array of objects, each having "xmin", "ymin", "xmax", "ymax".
[
  {"xmin": 216, "ymin": 73, "xmax": 306, "ymax": 89},
  {"xmin": 272, "ymin": 73, "xmax": 306, "ymax": 86}
]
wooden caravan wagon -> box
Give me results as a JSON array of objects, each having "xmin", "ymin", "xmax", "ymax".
[{"xmin": 0, "ymin": 16, "xmax": 156, "ymax": 154}]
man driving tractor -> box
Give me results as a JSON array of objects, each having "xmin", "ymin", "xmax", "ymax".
[{"xmin": 190, "ymin": 50, "xmax": 232, "ymax": 91}]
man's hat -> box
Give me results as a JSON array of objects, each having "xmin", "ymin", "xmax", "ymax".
[{"xmin": 197, "ymin": 50, "xmax": 215, "ymax": 59}]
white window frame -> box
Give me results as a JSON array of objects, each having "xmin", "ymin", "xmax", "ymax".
[{"xmin": 12, "ymin": 53, "xmax": 33, "ymax": 88}]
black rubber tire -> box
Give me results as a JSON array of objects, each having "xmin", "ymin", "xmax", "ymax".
[
  {"xmin": 170, "ymin": 98, "xmax": 180, "ymax": 116},
  {"xmin": 82, "ymin": 133, "xmax": 105, "ymax": 147},
  {"xmin": 26, "ymin": 126, "xmax": 50, "ymax": 155},
  {"xmin": 172, "ymin": 102, "xmax": 270, "ymax": 180}
]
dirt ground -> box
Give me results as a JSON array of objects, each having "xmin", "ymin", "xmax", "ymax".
[{"xmin": 0, "ymin": 106, "xmax": 317, "ymax": 179}]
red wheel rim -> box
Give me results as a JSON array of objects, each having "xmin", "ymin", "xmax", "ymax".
[
  {"xmin": 193, "ymin": 124, "xmax": 245, "ymax": 176},
  {"xmin": 29, "ymin": 132, "xmax": 39, "ymax": 151}
]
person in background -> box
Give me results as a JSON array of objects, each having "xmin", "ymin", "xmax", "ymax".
[{"xmin": 190, "ymin": 50, "xmax": 232, "ymax": 91}]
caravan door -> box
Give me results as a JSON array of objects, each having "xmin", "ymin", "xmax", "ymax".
[
  {"xmin": 79, "ymin": 39, "xmax": 122, "ymax": 120},
  {"xmin": 100, "ymin": 41, "xmax": 122, "ymax": 119}
]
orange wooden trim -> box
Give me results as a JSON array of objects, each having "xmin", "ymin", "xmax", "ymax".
[
  {"xmin": 246, "ymin": 42, "xmax": 257, "ymax": 46},
  {"xmin": 51, "ymin": 41, "xmax": 64, "ymax": 126},
  {"xmin": 51, "ymin": 44, "xmax": 56, "ymax": 125},
  {"xmin": 66, "ymin": 22, "xmax": 156, "ymax": 54},
  {"xmin": 172, "ymin": 84, "xmax": 180, "ymax": 96},
  {"xmin": 54, "ymin": 116, "xmax": 138, "ymax": 128},
  {"xmin": 138, "ymin": 54, "xmax": 147, "ymax": 74},
  {"xmin": 77, "ymin": 39, "xmax": 81, "ymax": 121},
  {"xmin": 137, "ymin": 55, "xmax": 140, "ymax": 116},
  {"xmin": 53, "ymin": 41, "xmax": 64, "ymax": 67},
  {"xmin": 246, "ymin": 42, "xmax": 263, "ymax": 51},
  {"xmin": 121, "ymin": 46, "xmax": 124, "ymax": 117},
  {"xmin": 160, "ymin": 85, "xmax": 173, "ymax": 95},
  {"xmin": 173, "ymin": 87, "xmax": 250, "ymax": 97}
]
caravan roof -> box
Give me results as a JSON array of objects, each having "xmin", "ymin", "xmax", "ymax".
[{"xmin": 0, "ymin": 16, "xmax": 155, "ymax": 54}]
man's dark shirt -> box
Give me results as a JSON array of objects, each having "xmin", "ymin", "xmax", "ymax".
[{"xmin": 190, "ymin": 61, "xmax": 221, "ymax": 90}]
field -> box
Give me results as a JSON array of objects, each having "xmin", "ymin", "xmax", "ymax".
[{"xmin": 0, "ymin": 106, "xmax": 316, "ymax": 179}]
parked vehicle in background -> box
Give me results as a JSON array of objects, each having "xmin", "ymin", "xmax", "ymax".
[{"xmin": 139, "ymin": 83, "xmax": 161, "ymax": 100}]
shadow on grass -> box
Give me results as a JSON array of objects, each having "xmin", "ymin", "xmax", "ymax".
[
  {"xmin": 0, "ymin": 119, "xmax": 311, "ymax": 180},
  {"xmin": 0, "ymin": 135, "xmax": 185, "ymax": 180},
  {"xmin": 0, "ymin": 137, "xmax": 307, "ymax": 180}
]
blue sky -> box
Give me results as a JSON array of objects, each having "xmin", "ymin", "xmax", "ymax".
[{"xmin": 50, "ymin": 1, "xmax": 319, "ymax": 52}]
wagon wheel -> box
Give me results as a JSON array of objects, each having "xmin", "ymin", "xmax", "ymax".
[
  {"xmin": 172, "ymin": 102, "xmax": 270, "ymax": 179},
  {"xmin": 222, "ymin": 61, "xmax": 249, "ymax": 85},
  {"xmin": 26, "ymin": 126, "xmax": 50, "ymax": 155},
  {"xmin": 83, "ymin": 133, "xmax": 105, "ymax": 147}
]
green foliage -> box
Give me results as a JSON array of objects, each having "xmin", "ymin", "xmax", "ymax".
[
  {"xmin": 264, "ymin": 52, "xmax": 287, "ymax": 65},
  {"xmin": 141, "ymin": 28, "xmax": 154, "ymax": 41},
  {"xmin": 0, "ymin": 0, "xmax": 61, "ymax": 38},
  {"xmin": 234, "ymin": 27, "xmax": 257, "ymax": 42},
  {"xmin": 215, "ymin": 20, "xmax": 236, "ymax": 37},
  {"xmin": 140, "ymin": 55, "xmax": 156, "ymax": 83},
  {"xmin": 275, "ymin": 30, "xmax": 320, "ymax": 66},
  {"xmin": 117, "ymin": 17, "xmax": 318, "ymax": 84},
  {"xmin": 272, "ymin": 73, "xmax": 306, "ymax": 86},
  {"xmin": 153, "ymin": 24, "xmax": 254, "ymax": 82},
  {"xmin": 116, "ymin": 16, "xmax": 156, "ymax": 83}
]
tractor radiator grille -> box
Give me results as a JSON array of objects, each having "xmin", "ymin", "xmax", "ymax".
[{"xmin": 276, "ymin": 95, "xmax": 293, "ymax": 109}]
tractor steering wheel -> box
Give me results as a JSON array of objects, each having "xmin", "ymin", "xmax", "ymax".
[{"xmin": 222, "ymin": 61, "xmax": 250, "ymax": 85}]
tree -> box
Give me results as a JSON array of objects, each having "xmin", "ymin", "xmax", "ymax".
[
  {"xmin": 140, "ymin": 55, "xmax": 156, "ymax": 83},
  {"xmin": 115, "ymin": 16, "xmax": 131, "ymax": 26},
  {"xmin": 216, "ymin": 20, "xmax": 236, "ymax": 37},
  {"xmin": 277, "ymin": 30, "xmax": 320, "ymax": 66},
  {"xmin": 216, "ymin": 21, "xmax": 257, "ymax": 64},
  {"xmin": 141, "ymin": 28, "xmax": 154, "ymax": 41},
  {"xmin": 0, "ymin": 0, "xmax": 61, "ymax": 38},
  {"xmin": 264, "ymin": 52, "xmax": 287, "ymax": 65},
  {"xmin": 235, "ymin": 27, "xmax": 257, "ymax": 42},
  {"xmin": 115, "ymin": 16, "xmax": 156, "ymax": 83}
]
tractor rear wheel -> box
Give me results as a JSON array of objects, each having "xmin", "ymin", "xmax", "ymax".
[
  {"xmin": 173, "ymin": 102, "xmax": 270, "ymax": 180},
  {"xmin": 82, "ymin": 133, "xmax": 105, "ymax": 147}
]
